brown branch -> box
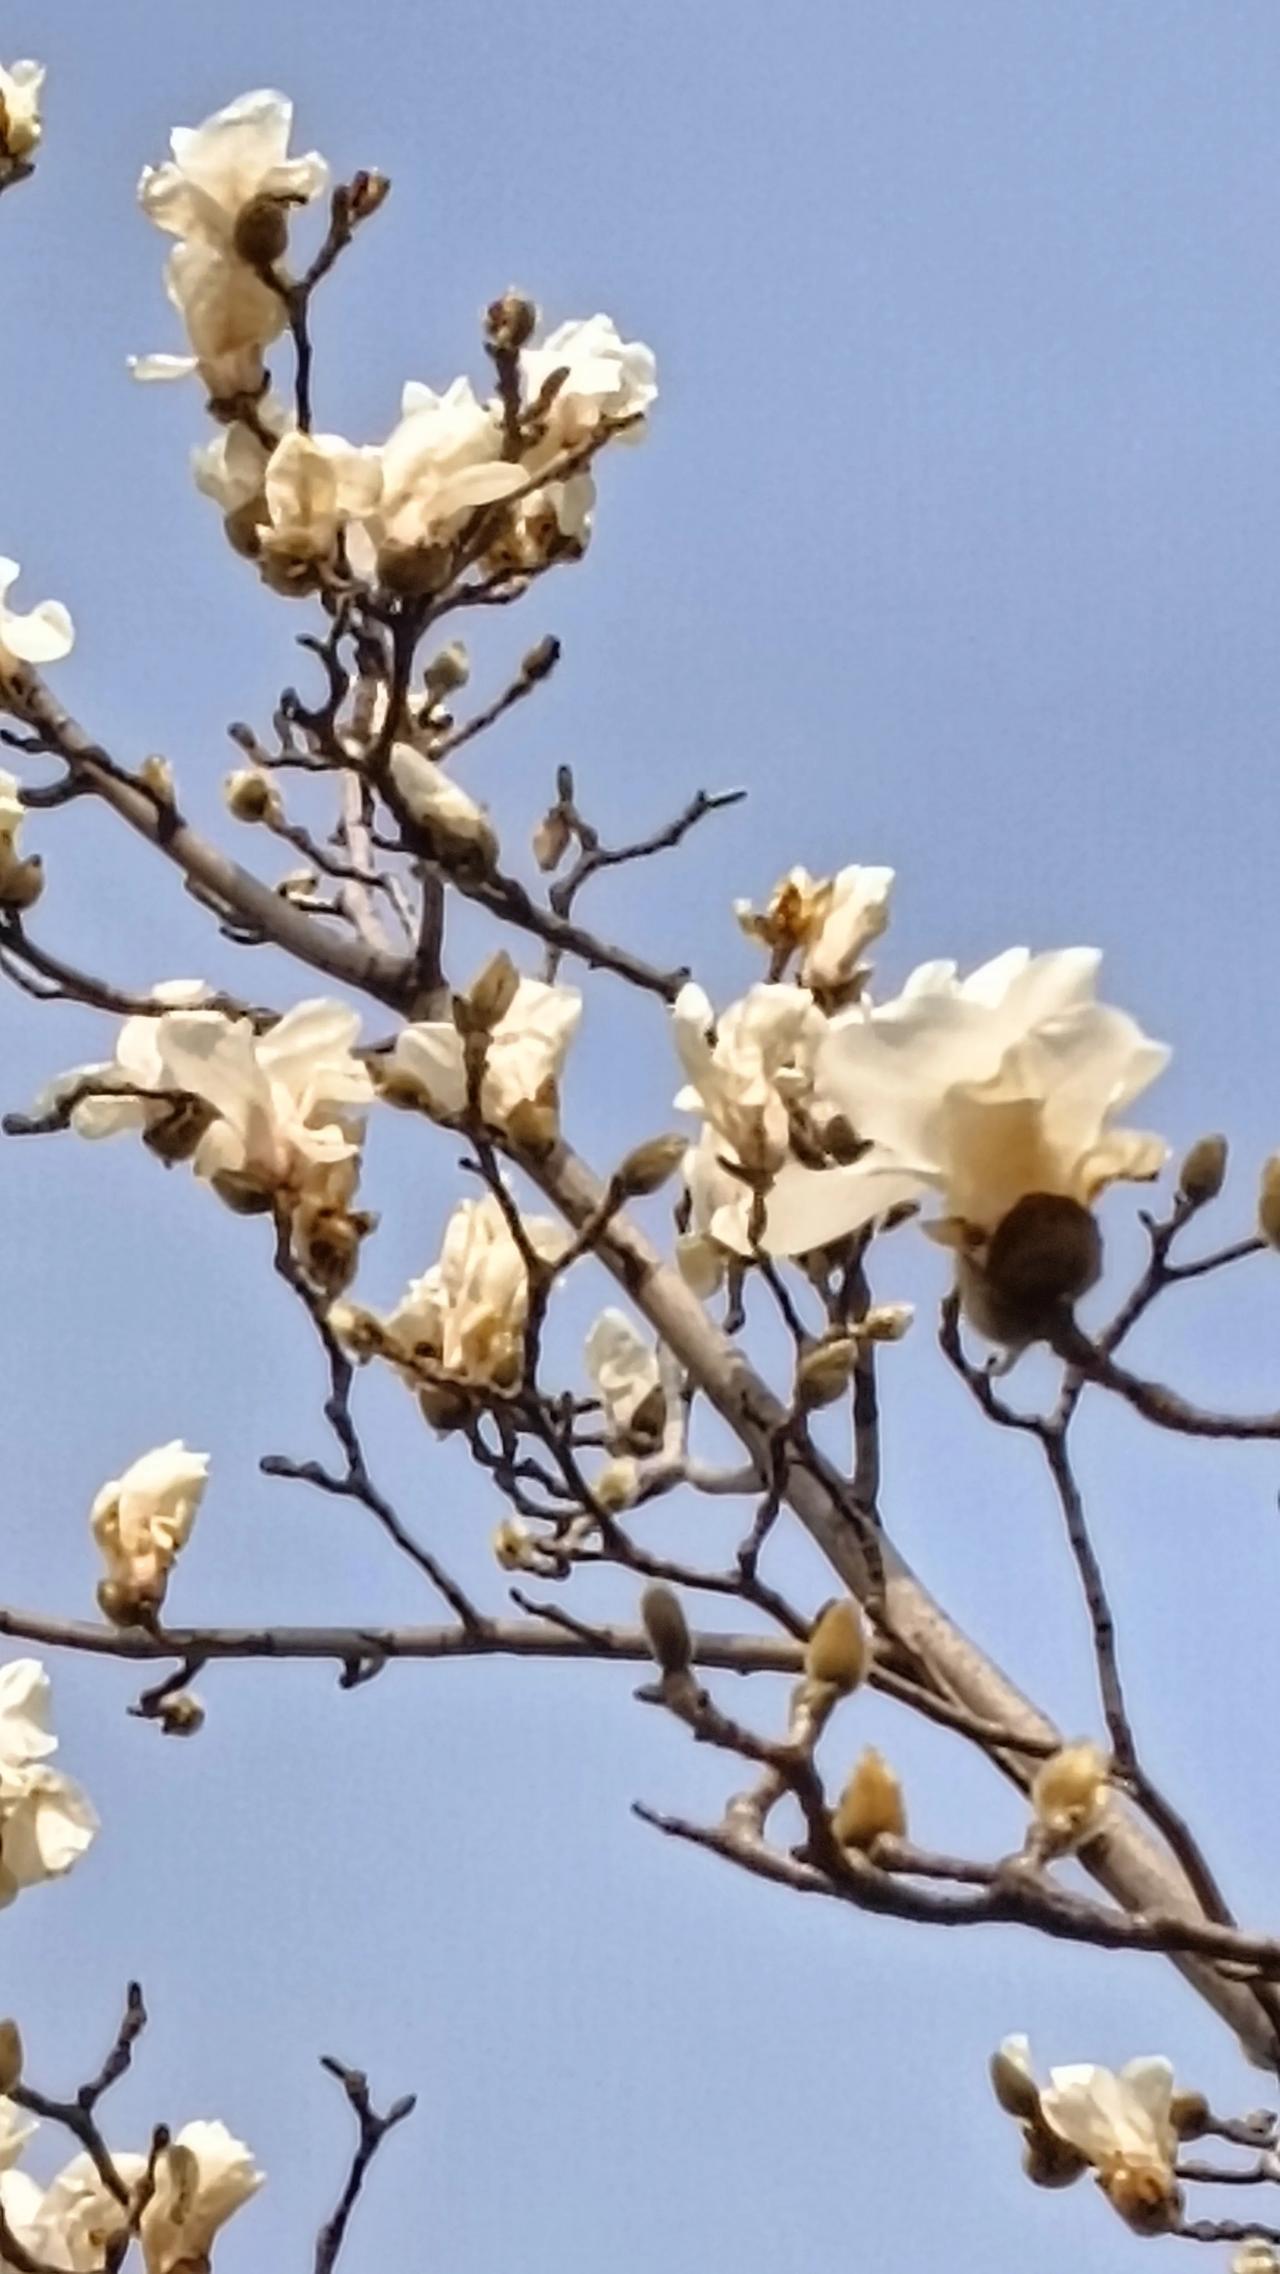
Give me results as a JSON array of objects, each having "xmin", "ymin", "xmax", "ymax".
[
  {"xmin": 314, "ymin": 2057, "xmax": 415, "ymax": 2274},
  {"xmin": 14, "ymin": 1983, "xmax": 146, "ymax": 2208}
]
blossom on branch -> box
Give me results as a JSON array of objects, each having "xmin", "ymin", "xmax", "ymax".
[
  {"xmin": 4, "ymin": 2146, "xmax": 146, "ymax": 2273},
  {"xmin": 0, "ymin": 1660, "xmax": 97, "ymax": 1904},
  {"xmin": 139, "ymin": 2120, "xmax": 263, "ymax": 2274},
  {"xmin": 1030, "ymin": 2048, "xmax": 1182, "ymax": 2232},
  {"xmin": 133, "ymin": 89, "xmax": 328, "ymax": 393},
  {"xmin": 90, "ymin": 1441, "xmax": 210, "ymax": 1624},
  {"xmin": 347, "ymin": 378, "xmax": 525, "ymax": 584},
  {"xmin": 735, "ymin": 862, "xmax": 894, "ymax": 996},
  {"xmin": 388, "ymin": 975, "xmax": 581, "ymax": 1133},
  {"xmin": 585, "ymin": 1310, "xmax": 665, "ymax": 1448},
  {"xmin": 373, "ymin": 1194, "xmax": 568, "ymax": 1403}
]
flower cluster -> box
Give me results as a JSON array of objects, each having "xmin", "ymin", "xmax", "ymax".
[
  {"xmin": 675, "ymin": 868, "xmax": 1168, "ymax": 1345},
  {"xmin": 0, "ymin": 1660, "xmax": 96, "ymax": 1906},
  {"xmin": 90, "ymin": 1441, "xmax": 210, "ymax": 1626},
  {"xmin": 0, "ymin": 2110, "xmax": 261, "ymax": 2272},
  {"xmin": 132, "ymin": 92, "xmax": 654, "ymax": 596}
]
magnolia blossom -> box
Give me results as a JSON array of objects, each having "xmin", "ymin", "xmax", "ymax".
[
  {"xmin": 816, "ymin": 948, "xmax": 1169, "ymax": 1241},
  {"xmin": 389, "ymin": 977, "xmax": 581, "ymax": 1127},
  {"xmin": 13, "ymin": 2150, "xmax": 147, "ymax": 2274},
  {"xmin": 387, "ymin": 743, "xmax": 498, "ymax": 862},
  {"xmin": 735, "ymin": 863, "xmax": 893, "ymax": 995},
  {"xmin": 133, "ymin": 90, "xmax": 327, "ymax": 391},
  {"xmin": 0, "ymin": 559, "xmax": 73, "ymax": 668},
  {"xmin": 348, "ymin": 378, "xmax": 525, "ymax": 576},
  {"xmin": 1034, "ymin": 2051, "xmax": 1180, "ymax": 2224},
  {"xmin": 0, "ymin": 1660, "xmax": 97, "ymax": 1905},
  {"xmin": 383, "ymin": 1195, "xmax": 567, "ymax": 1392},
  {"xmin": 38, "ymin": 980, "xmax": 211, "ymax": 1144},
  {"xmin": 585, "ymin": 1310, "xmax": 664, "ymax": 1444},
  {"xmin": 514, "ymin": 315, "xmax": 656, "ymax": 547},
  {"xmin": 259, "ymin": 430, "xmax": 381, "ymax": 567},
  {"xmin": 0, "ymin": 61, "xmax": 43, "ymax": 160},
  {"xmin": 0, "ymin": 2101, "xmax": 34, "ymax": 2176},
  {"xmin": 140, "ymin": 2121, "xmax": 263, "ymax": 2274},
  {"xmin": 91, "ymin": 1441, "xmax": 210, "ymax": 1616},
  {"xmin": 60, "ymin": 999, "xmax": 372, "ymax": 1201}
]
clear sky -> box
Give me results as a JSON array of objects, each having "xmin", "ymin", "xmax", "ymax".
[{"xmin": 4, "ymin": 3, "xmax": 1280, "ymax": 2269}]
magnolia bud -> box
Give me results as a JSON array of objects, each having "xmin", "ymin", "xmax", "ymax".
[
  {"xmin": 832, "ymin": 1748, "xmax": 906, "ymax": 1850},
  {"xmin": 140, "ymin": 754, "xmax": 176, "ymax": 804},
  {"xmin": 492, "ymin": 1519, "xmax": 533, "ymax": 1570},
  {"xmin": 859, "ymin": 1303, "xmax": 914, "ymax": 1344},
  {"xmin": 157, "ymin": 1691, "xmax": 205, "ymax": 1738},
  {"xmin": 485, "ymin": 289, "xmax": 538, "ymax": 354},
  {"xmin": 595, "ymin": 1456, "xmax": 640, "ymax": 1513},
  {"xmin": 795, "ymin": 1337, "xmax": 858, "ymax": 1410},
  {"xmin": 1258, "ymin": 1154, "xmax": 1280, "ymax": 1249},
  {"xmin": 532, "ymin": 808, "xmax": 572, "ymax": 872},
  {"xmin": 803, "ymin": 1599, "xmax": 867, "ymax": 1695},
  {"xmin": 463, "ymin": 951, "xmax": 521, "ymax": 1033},
  {"xmin": 424, "ymin": 642, "xmax": 470, "ymax": 698},
  {"xmin": 1178, "ymin": 1134, "xmax": 1228, "ymax": 1206},
  {"xmin": 417, "ymin": 1382, "xmax": 472, "ymax": 1434},
  {"xmin": 232, "ymin": 192, "xmax": 291, "ymax": 266},
  {"xmin": 617, "ymin": 1134, "xmax": 689, "ymax": 1197},
  {"xmin": 520, "ymin": 635, "xmax": 561, "ymax": 686},
  {"xmin": 641, "ymin": 1583, "xmax": 692, "ymax": 1676},
  {"xmin": 0, "ymin": 2020, "xmax": 21, "ymax": 2094},
  {"xmin": 97, "ymin": 1577, "xmax": 159, "ymax": 1627},
  {"xmin": 348, "ymin": 169, "xmax": 391, "ymax": 223},
  {"xmin": 0, "ymin": 854, "xmax": 43, "ymax": 912},
  {"xmin": 1030, "ymin": 1741, "xmax": 1110, "ymax": 1851},
  {"xmin": 505, "ymin": 1090, "xmax": 560, "ymax": 1158},
  {"xmin": 1170, "ymin": 2089, "xmax": 1211, "ymax": 2140},
  {"xmin": 224, "ymin": 768, "xmax": 282, "ymax": 826}
]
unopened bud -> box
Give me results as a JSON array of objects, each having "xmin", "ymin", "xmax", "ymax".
[
  {"xmin": 1259, "ymin": 1154, "xmax": 1280, "ymax": 1249},
  {"xmin": 232, "ymin": 192, "xmax": 291, "ymax": 267},
  {"xmin": 156, "ymin": 1691, "xmax": 205, "ymax": 1738},
  {"xmin": 492, "ymin": 1519, "xmax": 533, "ymax": 1570},
  {"xmin": 485, "ymin": 289, "xmax": 538, "ymax": 354},
  {"xmin": 424, "ymin": 642, "xmax": 470, "ymax": 698},
  {"xmin": 595, "ymin": 1456, "xmax": 639, "ymax": 1513},
  {"xmin": 520, "ymin": 635, "xmax": 560, "ymax": 686},
  {"xmin": 1178, "ymin": 1134, "xmax": 1228, "ymax": 1207},
  {"xmin": 0, "ymin": 854, "xmax": 43, "ymax": 912},
  {"xmin": 640, "ymin": 1583, "xmax": 692, "ymax": 1675},
  {"xmin": 417, "ymin": 1381, "xmax": 472, "ymax": 1433},
  {"xmin": 505, "ymin": 1090, "xmax": 560, "ymax": 1158},
  {"xmin": 617, "ymin": 1134, "xmax": 688, "ymax": 1198},
  {"xmin": 859, "ymin": 1303, "xmax": 914, "ymax": 1344},
  {"xmin": 348, "ymin": 169, "xmax": 391, "ymax": 223},
  {"xmin": 532, "ymin": 807, "xmax": 572, "ymax": 871},
  {"xmin": 795, "ymin": 1337, "xmax": 857, "ymax": 1410},
  {"xmin": 463, "ymin": 950, "xmax": 521, "ymax": 1033},
  {"xmin": 224, "ymin": 768, "xmax": 282, "ymax": 826},
  {"xmin": 1170, "ymin": 2090, "xmax": 1211, "ymax": 2140},
  {"xmin": 97, "ymin": 1577, "xmax": 160, "ymax": 1628},
  {"xmin": 1030, "ymin": 1741, "xmax": 1110, "ymax": 1851},
  {"xmin": 0, "ymin": 2021, "xmax": 22, "ymax": 2095},
  {"xmin": 140, "ymin": 754, "xmax": 176, "ymax": 805},
  {"xmin": 803, "ymin": 1599, "xmax": 867, "ymax": 1695},
  {"xmin": 832, "ymin": 1747, "xmax": 906, "ymax": 1850}
]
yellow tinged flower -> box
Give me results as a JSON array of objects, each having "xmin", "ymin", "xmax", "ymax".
[{"xmin": 832, "ymin": 1747, "xmax": 905, "ymax": 1849}]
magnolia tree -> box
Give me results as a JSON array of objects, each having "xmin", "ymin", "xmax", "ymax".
[{"xmin": 3, "ymin": 65, "xmax": 1280, "ymax": 2274}]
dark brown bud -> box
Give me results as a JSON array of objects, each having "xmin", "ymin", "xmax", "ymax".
[
  {"xmin": 963, "ymin": 1192, "xmax": 1102, "ymax": 1345},
  {"xmin": 485, "ymin": 289, "xmax": 537, "ymax": 354},
  {"xmin": 232, "ymin": 193, "xmax": 291, "ymax": 268},
  {"xmin": 1178, "ymin": 1135, "xmax": 1227, "ymax": 1207},
  {"xmin": 348, "ymin": 169, "xmax": 391, "ymax": 223},
  {"xmin": 520, "ymin": 635, "xmax": 561, "ymax": 686}
]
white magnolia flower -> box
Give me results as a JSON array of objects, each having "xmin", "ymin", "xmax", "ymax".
[
  {"xmin": 192, "ymin": 411, "xmax": 286, "ymax": 517},
  {"xmin": 387, "ymin": 743, "xmax": 498, "ymax": 861},
  {"xmin": 390, "ymin": 977, "xmax": 581, "ymax": 1126},
  {"xmin": 151, "ymin": 999, "xmax": 373, "ymax": 1197},
  {"xmin": 385, "ymin": 1194, "xmax": 567, "ymax": 1391},
  {"xmin": 140, "ymin": 2120, "xmax": 263, "ymax": 2274},
  {"xmin": 585, "ymin": 1310, "xmax": 663, "ymax": 1443},
  {"xmin": 90, "ymin": 1441, "xmax": 210, "ymax": 1610},
  {"xmin": 138, "ymin": 88, "xmax": 327, "ymax": 246},
  {"xmin": 674, "ymin": 982, "xmax": 825, "ymax": 1179},
  {"xmin": 260, "ymin": 430, "xmax": 381, "ymax": 565},
  {"xmin": 519, "ymin": 315, "xmax": 657, "ymax": 452},
  {"xmin": 133, "ymin": 90, "xmax": 327, "ymax": 394},
  {"xmin": 0, "ymin": 559, "xmax": 73, "ymax": 668},
  {"xmin": 816, "ymin": 947, "xmax": 1169, "ymax": 1241},
  {"xmin": 36, "ymin": 981, "xmax": 210, "ymax": 1142},
  {"xmin": 799, "ymin": 865, "xmax": 894, "ymax": 993},
  {"xmin": 0, "ymin": 62, "xmax": 43, "ymax": 160},
  {"xmin": 26, "ymin": 2150, "xmax": 147, "ymax": 2274},
  {"xmin": 0, "ymin": 1660, "xmax": 97, "ymax": 1904},
  {"xmin": 1038, "ymin": 2054, "xmax": 1179, "ymax": 2216},
  {"xmin": 349, "ymin": 378, "xmax": 524, "ymax": 574}
]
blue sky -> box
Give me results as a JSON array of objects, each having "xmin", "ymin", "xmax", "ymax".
[{"xmin": 3, "ymin": 3, "xmax": 1280, "ymax": 2268}]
